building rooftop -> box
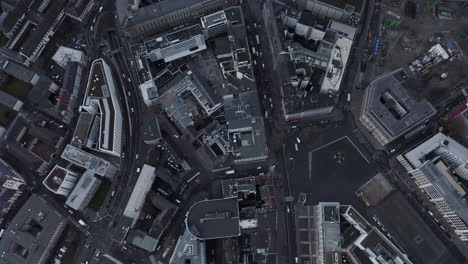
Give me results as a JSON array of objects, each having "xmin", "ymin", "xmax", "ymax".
[
  {"xmin": 223, "ymin": 91, "xmax": 268, "ymax": 164},
  {"xmin": 142, "ymin": 113, "xmax": 162, "ymax": 144},
  {"xmin": 61, "ymin": 144, "xmax": 111, "ymax": 176},
  {"xmin": 65, "ymin": 170, "xmax": 101, "ymax": 211},
  {"xmin": 404, "ymin": 132, "xmax": 468, "ymax": 169},
  {"xmin": 145, "ymin": 25, "xmax": 202, "ymax": 52},
  {"xmin": 123, "ymin": 164, "xmax": 156, "ymax": 224},
  {"xmin": 186, "ymin": 197, "xmax": 240, "ymax": 240},
  {"xmin": 170, "ymin": 228, "xmax": 206, "ymax": 264},
  {"xmin": 0, "ymin": 194, "xmax": 67, "ymax": 264},
  {"xmin": 0, "ymin": 159, "xmax": 22, "ymax": 181},
  {"xmin": 52, "ymin": 46, "xmax": 87, "ymax": 68},
  {"xmin": 362, "ymin": 69, "xmax": 436, "ymax": 143},
  {"xmin": 298, "ymin": 11, "xmax": 330, "ymax": 29},
  {"xmin": 317, "ymin": 0, "xmax": 365, "ymax": 14},
  {"xmin": 201, "ymin": 10, "xmax": 227, "ymax": 29},
  {"xmin": 145, "ymin": 25, "xmax": 207, "ymax": 63},
  {"xmin": 0, "ymin": 56, "xmax": 38, "ymax": 84},
  {"xmin": 17, "ymin": 0, "xmax": 68, "ymax": 58},
  {"xmin": 82, "ymin": 59, "xmax": 122, "ymax": 156},
  {"xmin": 157, "ymin": 69, "xmax": 222, "ymax": 130},
  {"xmin": 373, "ymin": 191, "xmax": 459, "ymax": 264},
  {"xmin": 42, "ymin": 165, "xmax": 75, "ymax": 193},
  {"xmin": 126, "ymin": 230, "xmax": 159, "ymax": 252},
  {"xmin": 70, "ymin": 112, "xmax": 95, "ymax": 148},
  {"xmin": 0, "ymin": 90, "xmax": 22, "ymax": 111},
  {"xmin": 221, "ymin": 176, "xmax": 256, "ymax": 198},
  {"xmin": 342, "ymin": 205, "xmax": 413, "ymax": 264},
  {"xmin": 121, "ymin": 0, "xmax": 207, "ymax": 27}
]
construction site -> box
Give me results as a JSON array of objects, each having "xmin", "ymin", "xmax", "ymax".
[{"xmin": 366, "ymin": 0, "xmax": 468, "ymax": 104}]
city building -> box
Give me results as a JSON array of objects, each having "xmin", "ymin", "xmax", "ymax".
[
  {"xmin": 55, "ymin": 62, "xmax": 85, "ymax": 124},
  {"xmin": 42, "ymin": 165, "xmax": 79, "ymax": 196},
  {"xmin": 0, "ymin": 90, "xmax": 23, "ymax": 111},
  {"xmin": 0, "ymin": 187, "xmax": 24, "ymax": 226},
  {"xmin": 358, "ymin": 173, "xmax": 464, "ymax": 264},
  {"xmin": 118, "ymin": 0, "xmax": 224, "ymax": 39},
  {"xmin": 70, "ymin": 112, "xmax": 96, "ymax": 148},
  {"xmin": 145, "ymin": 25, "xmax": 207, "ymax": 63},
  {"xmin": 3, "ymin": 115, "xmax": 65, "ymax": 175},
  {"xmin": 223, "ymin": 91, "xmax": 268, "ymax": 164},
  {"xmin": 170, "ymin": 228, "xmax": 206, "ymax": 264},
  {"xmin": 126, "ymin": 230, "xmax": 159, "ymax": 252},
  {"xmin": 295, "ymin": 202, "xmax": 412, "ymax": 264},
  {"xmin": 0, "ymin": 0, "xmax": 96, "ymax": 66},
  {"xmin": 145, "ymin": 193, "xmax": 178, "ymax": 246},
  {"xmin": 0, "ymin": 55, "xmax": 40, "ymax": 84},
  {"xmin": 81, "ymin": 59, "xmax": 123, "ymax": 157},
  {"xmin": 186, "ymin": 197, "xmax": 240, "ymax": 240},
  {"xmin": 52, "ymin": 46, "xmax": 88, "ymax": 68},
  {"xmin": 359, "ymin": 69, "xmax": 436, "ymax": 147},
  {"xmin": 0, "ymin": 194, "xmax": 68, "ymax": 264},
  {"xmin": 281, "ymin": 10, "xmax": 355, "ymax": 119},
  {"xmin": 142, "ymin": 113, "xmax": 162, "ymax": 144},
  {"xmin": 297, "ymin": 0, "xmax": 364, "ymax": 23},
  {"xmin": 0, "ymin": 158, "xmax": 24, "ymax": 182},
  {"xmin": 155, "ymin": 68, "xmax": 222, "ymax": 130},
  {"xmin": 123, "ymin": 164, "xmax": 156, "ymax": 227},
  {"xmin": 396, "ymin": 133, "xmax": 468, "ymax": 241},
  {"xmin": 64, "ymin": 0, "xmax": 96, "ymax": 22},
  {"xmin": 61, "ymin": 144, "xmax": 117, "ymax": 179},
  {"xmin": 341, "ymin": 205, "xmax": 413, "ymax": 264},
  {"xmin": 1, "ymin": 0, "xmax": 68, "ymax": 66},
  {"xmin": 201, "ymin": 10, "xmax": 227, "ymax": 29},
  {"xmin": 65, "ymin": 170, "xmax": 101, "ymax": 211},
  {"xmin": 1, "ymin": 0, "xmax": 17, "ymax": 12}
]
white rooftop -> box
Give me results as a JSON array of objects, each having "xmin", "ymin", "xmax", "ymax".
[
  {"xmin": 61, "ymin": 144, "xmax": 111, "ymax": 176},
  {"xmin": 52, "ymin": 46, "xmax": 86, "ymax": 68},
  {"xmin": 404, "ymin": 133, "xmax": 468, "ymax": 168},
  {"xmin": 123, "ymin": 164, "xmax": 156, "ymax": 224}
]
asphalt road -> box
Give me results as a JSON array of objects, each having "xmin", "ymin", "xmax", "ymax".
[{"xmin": 72, "ymin": 1, "xmax": 147, "ymax": 262}]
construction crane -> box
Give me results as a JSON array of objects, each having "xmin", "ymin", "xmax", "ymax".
[
  {"xmin": 447, "ymin": 89, "xmax": 468, "ymax": 120},
  {"xmin": 462, "ymin": 30, "xmax": 468, "ymax": 41},
  {"xmin": 426, "ymin": 0, "xmax": 441, "ymax": 10},
  {"xmin": 457, "ymin": 1, "xmax": 468, "ymax": 16},
  {"xmin": 387, "ymin": 20, "xmax": 401, "ymax": 29}
]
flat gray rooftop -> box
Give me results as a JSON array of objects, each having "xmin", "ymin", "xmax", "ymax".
[
  {"xmin": 374, "ymin": 191, "xmax": 463, "ymax": 264},
  {"xmin": 121, "ymin": 0, "xmax": 206, "ymax": 27},
  {"xmin": 0, "ymin": 194, "xmax": 67, "ymax": 264},
  {"xmin": 317, "ymin": 0, "xmax": 365, "ymax": 14},
  {"xmin": 186, "ymin": 197, "xmax": 240, "ymax": 240},
  {"xmin": 366, "ymin": 69, "xmax": 436, "ymax": 139}
]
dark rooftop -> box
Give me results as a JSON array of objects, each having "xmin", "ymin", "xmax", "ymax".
[
  {"xmin": 317, "ymin": 0, "xmax": 365, "ymax": 14},
  {"xmin": 0, "ymin": 194, "xmax": 67, "ymax": 264},
  {"xmin": 186, "ymin": 197, "xmax": 240, "ymax": 240},
  {"xmin": 364, "ymin": 69, "xmax": 436, "ymax": 139},
  {"xmin": 123, "ymin": 0, "xmax": 207, "ymax": 27},
  {"xmin": 18, "ymin": 0, "xmax": 68, "ymax": 57},
  {"xmin": 374, "ymin": 191, "xmax": 464, "ymax": 264},
  {"xmin": 298, "ymin": 11, "xmax": 329, "ymax": 29},
  {"xmin": 142, "ymin": 113, "xmax": 162, "ymax": 144}
]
